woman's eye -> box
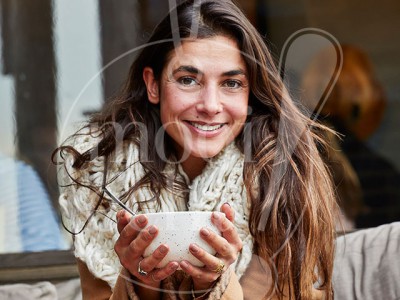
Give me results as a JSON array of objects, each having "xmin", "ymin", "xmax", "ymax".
[
  {"xmin": 178, "ymin": 77, "xmax": 197, "ymax": 86},
  {"xmin": 224, "ymin": 80, "xmax": 242, "ymax": 89}
]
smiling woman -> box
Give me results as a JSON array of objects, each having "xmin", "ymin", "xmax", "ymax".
[
  {"xmin": 143, "ymin": 36, "xmax": 249, "ymax": 178},
  {"xmin": 53, "ymin": 0, "xmax": 338, "ymax": 299}
]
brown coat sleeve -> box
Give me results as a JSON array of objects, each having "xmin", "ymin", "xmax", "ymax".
[
  {"xmin": 240, "ymin": 255, "xmax": 324, "ymax": 300},
  {"xmin": 77, "ymin": 259, "xmax": 242, "ymax": 300},
  {"xmin": 77, "ymin": 259, "xmax": 139, "ymax": 300},
  {"xmin": 240, "ymin": 254, "xmax": 285, "ymax": 300},
  {"xmin": 221, "ymin": 271, "xmax": 243, "ymax": 300}
]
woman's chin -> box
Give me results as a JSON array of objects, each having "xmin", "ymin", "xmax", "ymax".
[{"xmin": 183, "ymin": 144, "xmax": 225, "ymax": 160}]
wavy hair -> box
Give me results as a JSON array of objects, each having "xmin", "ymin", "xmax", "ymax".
[{"xmin": 54, "ymin": 0, "xmax": 338, "ymax": 298}]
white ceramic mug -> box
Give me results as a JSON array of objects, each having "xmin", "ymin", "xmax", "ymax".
[{"xmin": 142, "ymin": 211, "xmax": 222, "ymax": 268}]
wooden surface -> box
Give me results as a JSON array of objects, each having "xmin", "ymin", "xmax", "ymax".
[{"xmin": 0, "ymin": 250, "xmax": 78, "ymax": 284}]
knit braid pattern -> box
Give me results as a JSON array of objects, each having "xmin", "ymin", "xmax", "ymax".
[{"xmin": 59, "ymin": 134, "xmax": 252, "ymax": 289}]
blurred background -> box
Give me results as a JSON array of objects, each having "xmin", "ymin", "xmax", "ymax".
[{"xmin": 0, "ymin": 0, "xmax": 399, "ymax": 259}]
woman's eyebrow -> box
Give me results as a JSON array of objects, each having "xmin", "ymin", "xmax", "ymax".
[
  {"xmin": 222, "ymin": 69, "xmax": 247, "ymax": 77},
  {"xmin": 172, "ymin": 66, "xmax": 247, "ymax": 78},
  {"xmin": 172, "ymin": 65, "xmax": 202, "ymax": 76}
]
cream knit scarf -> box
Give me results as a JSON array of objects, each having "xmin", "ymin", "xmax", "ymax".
[{"xmin": 59, "ymin": 135, "xmax": 253, "ymax": 288}]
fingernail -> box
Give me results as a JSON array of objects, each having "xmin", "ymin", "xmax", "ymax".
[
  {"xmin": 120, "ymin": 210, "xmax": 126, "ymax": 218},
  {"xmin": 159, "ymin": 245, "xmax": 167, "ymax": 254},
  {"xmin": 224, "ymin": 202, "xmax": 231, "ymax": 207},
  {"xmin": 116, "ymin": 211, "xmax": 124, "ymax": 221},
  {"xmin": 170, "ymin": 262, "xmax": 179, "ymax": 270},
  {"xmin": 190, "ymin": 244, "xmax": 199, "ymax": 252},
  {"xmin": 137, "ymin": 215, "xmax": 146, "ymax": 224},
  {"xmin": 212, "ymin": 212, "xmax": 221, "ymax": 220},
  {"xmin": 148, "ymin": 225, "xmax": 157, "ymax": 235},
  {"xmin": 180, "ymin": 261, "xmax": 189, "ymax": 269},
  {"xmin": 200, "ymin": 228, "xmax": 209, "ymax": 236}
]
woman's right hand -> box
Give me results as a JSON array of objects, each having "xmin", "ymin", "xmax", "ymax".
[{"xmin": 114, "ymin": 210, "xmax": 179, "ymax": 288}]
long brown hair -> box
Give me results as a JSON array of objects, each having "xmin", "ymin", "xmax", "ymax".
[{"xmin": 54, "ymin": 0, "xmax": 337, "ymax": 298}]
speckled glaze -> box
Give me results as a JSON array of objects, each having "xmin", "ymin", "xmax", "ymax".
[{"xmin": 143, "ymin": 211, "xmax": 221, "ymax": 268}]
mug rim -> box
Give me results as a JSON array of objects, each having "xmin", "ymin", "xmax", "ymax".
[{"xmin": 140, "ymin": 211, "xmax": 214, "ymax": 216}]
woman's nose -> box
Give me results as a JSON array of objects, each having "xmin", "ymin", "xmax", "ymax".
[{"xmin": 196, "ymin": 85, "xmax": 222, "ymax": 115}]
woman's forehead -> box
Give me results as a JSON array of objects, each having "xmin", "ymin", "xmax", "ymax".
[{"xmin": 163, "ymin": 36, "xmax": 247, "ymax": 74}]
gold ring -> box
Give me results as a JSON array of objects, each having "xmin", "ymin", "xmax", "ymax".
[{"xmin": 212, "ymin": 260, "xmax": 225, "ymax": 274}]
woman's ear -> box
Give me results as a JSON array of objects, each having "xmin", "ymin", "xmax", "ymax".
[{"xmin": 143, "ymin": 67, "xmax": 159, "ymax": 104}]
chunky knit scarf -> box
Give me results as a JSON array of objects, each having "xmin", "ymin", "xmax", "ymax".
[{"xmin": 59, "ymin": 134, "xmax": 253, "ymax": 289}]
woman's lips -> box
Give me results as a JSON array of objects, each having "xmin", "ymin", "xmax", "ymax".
[{"xmin": 184, "ymin": 121, "xmax": 227, "ymax": 137}]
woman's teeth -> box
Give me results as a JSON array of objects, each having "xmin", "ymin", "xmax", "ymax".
[{"xmin": 189, "ymin": 122, "xmax": 224, "ymax": 131}]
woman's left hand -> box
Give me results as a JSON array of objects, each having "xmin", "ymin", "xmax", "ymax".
[{"xmin": 179, "ymin": 203, "xmax": 243, "ymax": 292}]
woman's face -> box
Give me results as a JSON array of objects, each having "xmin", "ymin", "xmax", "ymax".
[{"xmin": 143, "ymin": 35, "xmax": 249, "ymax": 165}]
